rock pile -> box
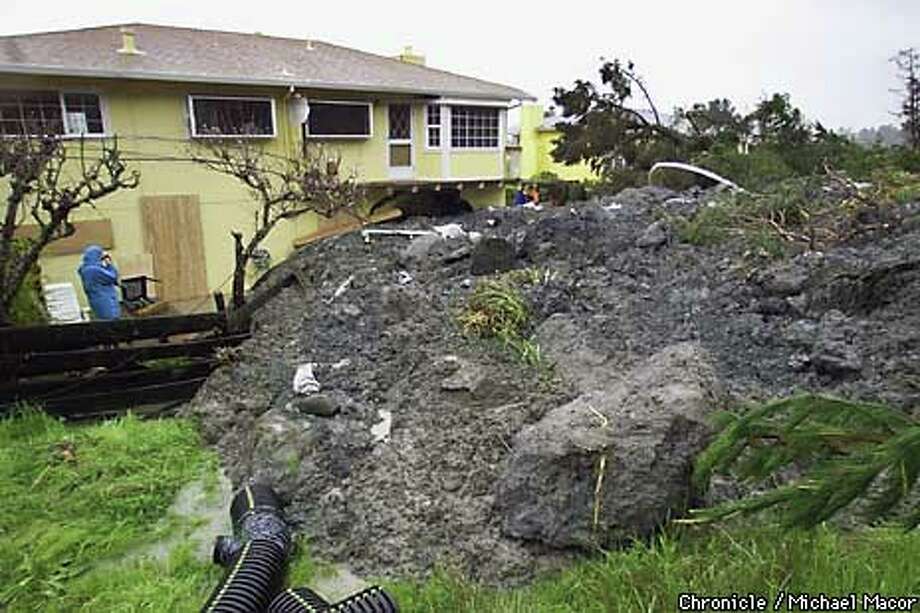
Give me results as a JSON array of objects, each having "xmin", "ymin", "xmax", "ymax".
[{"xmin": 186, "ymin": 185, "xmax": 920, "ymax": 584}]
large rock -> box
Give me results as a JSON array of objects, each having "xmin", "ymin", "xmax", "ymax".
[
  {"xmin": 496, "ymin": 342, "xmax": 722, "ymax": 549},
  {"xmin": 470, "ymin": 237, "xmax": 515, "ymax": 275},
  {"xmin": 635, "ymin": 220, "xmax": 670, "ymax": 249},
  {"xmin": 534, "ymin": 314, "xmax": 611, "ymax": 393}
]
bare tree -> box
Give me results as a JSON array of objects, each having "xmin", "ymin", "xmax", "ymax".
[
  {"xmin": 191, "ymin": 139, "xmax": 363, "ymax": 308},
  {"xmin": 892, "ymin": 48, "xmax": 920, "ymax": 150},
  {"xmin": 0, "ymin": 135, "xmax": 139, "ymax": 325}
]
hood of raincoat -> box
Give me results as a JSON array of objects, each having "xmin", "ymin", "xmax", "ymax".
[{"xmin": 80, "ymin": 244, "xmax": 105, "ymax": 270}]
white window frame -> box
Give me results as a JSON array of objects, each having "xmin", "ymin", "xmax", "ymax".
[
  {"xmin": 304, "ymin": 100, "xmax": 374, "ymax": 140},
  {"xmin": 425, "ymin": 104, "xmax": 441, "ymax": 149},
  {"xmin": 0, "ymin": 89, "xmax": 109, "ymax": 138},
  {"xmin": 449, "ymin": 105, "xmax": 501, "ymax": 151},
  {"xmin": 187, "ymin": 95, "xmax": 277, "ymax": 139}
]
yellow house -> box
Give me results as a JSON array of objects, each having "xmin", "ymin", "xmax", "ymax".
[
  {"xmin": 0, "ymin": 24, "xmax": 532, "ymax": 310},
  {"xmin": 516, "ymin": 103, "xmax": 597, "ymax": 182}
]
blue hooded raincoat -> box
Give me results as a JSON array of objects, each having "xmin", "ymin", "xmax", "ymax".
[{"xmin": 78, "ymin": 245, "xmax": 121, "ymax": 320}]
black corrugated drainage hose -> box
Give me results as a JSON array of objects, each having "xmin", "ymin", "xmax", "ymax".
[
  {"xmin": 202, "ymin": 484, "xmax": 294, "ymax": 613},
  {"xmin": 267, "ymin": 585, "xmax": 398, "ymax": 612}
]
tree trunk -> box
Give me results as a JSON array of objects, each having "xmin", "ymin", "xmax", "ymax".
[{"xmin": 231, "ymin": 231, "xmax": 247, "ymax": 309}]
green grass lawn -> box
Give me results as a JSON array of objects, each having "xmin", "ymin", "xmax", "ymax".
[{"xmin": 2, "ymin": 409, "xmax": 918, "ymax": 612}]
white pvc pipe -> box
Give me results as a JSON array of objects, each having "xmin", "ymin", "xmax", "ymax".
[{"xmin": 649, "ymin": 162, "xmax": 745, "ymax": 192}]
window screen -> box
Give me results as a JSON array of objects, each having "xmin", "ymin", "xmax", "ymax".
[
  {"xmin": 307, "ymin": 102, "xmax": 371, "ymax": 137},
  {"xmin": 450, "ymin": 106, "xmax": 499, "ymax": 148},
  {"xmin": 191, "ymin": 97, "xmax": 275, "ymax": 137}
]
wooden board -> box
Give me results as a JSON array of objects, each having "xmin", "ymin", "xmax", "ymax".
[
  {"xmin": 293, "ymin": 207, "xmax": 403, "ymax": 248},
  {"xmin": 0, "ymin": 333, "xmax": 248, "ymax": 377},
  {"xmin": 0, "ymin": 378, "xmax": 208, "ymax": 419},
  {"xmin": 118, "ymin": 252, "xmax": 155, "ymax": 277},
  {"xmin": 140, "ymin": 195, "xmax": 208, "ymax": 302},
  {"xmin": 16, "ymin": 219, "xmax": 114, "ymax": 256},
  {"xmin": 0, "ymin": 313, "xmax": 225, "ymax": 354},
  {"xmin": 0, "ymin": 361, "xmax": 216, "ymax": 400}
]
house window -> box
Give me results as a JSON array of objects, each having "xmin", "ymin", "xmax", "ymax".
[
  {"xmin": 0, "ymin": 90, "xmax": 105, "ymax": 136},
  {"xmin": 63, "ymin": 93, "xmax": 105, "ymax": 135},
  {"xmin": 450, "ymin": 106, "xmax": 499, "ymax": 149},
  {"xmin": 189, "ymin": 96, "xmax": 276, "ymax": 137},
  {"xmin": 306, "ymin": 101, "xmax": 372, "ymax": 138},
  {"xmin": 426, "ymin": 105, "xmax": 441, "ymax": 148}
]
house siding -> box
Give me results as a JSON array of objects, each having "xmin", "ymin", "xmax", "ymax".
[
  {"xmin": 519, "ymin": 103, "xmax": 597, "ymax": 182},
  {"xmin": 1, "ymin": 75, "xmax": 512, "ymax": 309}
]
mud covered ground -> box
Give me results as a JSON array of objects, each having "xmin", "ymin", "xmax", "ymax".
[{"xmin": 186, "ymin": 186, "xmax": 920, "ymax": 584}]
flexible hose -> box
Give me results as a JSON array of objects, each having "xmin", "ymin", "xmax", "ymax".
[
  {"xmin": 201, "ymin": 539, "xmax": 288, "ymax": 612},
  {"xmin": 203, "ymin": 484, "xmax": 294, "ymax": 613},
  {"xmin": 267, "ymin": 585, "xmax": 399, "ymax": 612},
  {"xmin": 203, "ymin": 483, "xmax": 398, "ymax": 612},
  {"xmin": 213, "ymin": 484, "xmax": 293, "ymax": 567},
  {"xmin": 266, "ymin": 586, "xmax": 330, "ymax": 612}
]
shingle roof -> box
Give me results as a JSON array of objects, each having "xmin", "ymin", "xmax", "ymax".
[{"xmin": 0, "ymin": 23, "xmax": 533, "ymax": 101}]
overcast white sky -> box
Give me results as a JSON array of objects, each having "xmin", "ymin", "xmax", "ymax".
[{"xmin": 2, "ymin": 0, "xmax": 917, "ymax": 130}]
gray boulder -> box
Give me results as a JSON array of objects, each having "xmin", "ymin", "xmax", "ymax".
[
  {"xmin": 496, "ymin": 342, "xmax": 722, "ymax": 549},
  {"xmin": 291, "ymin": 393, "xmax": 340, "ymax": 417},
  {"xmin": 470, "ymin": 237, "xmax": 515, "ymax": 275},
  {"xmin": 635, "ymin": 220, "xmax": 670, "ymax": 249},
  {"xmin": 400, "ymin": 234, "xmax": 443, "ymax": 264},
  {"xmin": 810, "ymin": 310, "xmax": 863, "ymax": 377}
]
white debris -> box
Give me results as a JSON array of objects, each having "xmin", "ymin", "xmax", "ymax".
[
  {"xmin": 371, "ymin": 409, "xmax": 393, "ymax": 442},
  {"xmin": 325, "ymin": 274, "xmax": 354, "ymax": 304},
  {"xmin": 361, "ymin": 229, "xmax": 436, "ymax": 243},
  {"xmin": 432, "ymin": 223, "xmax": 466, "ymax": 240},
  {"xmin": 293, "ymin": 363, "xmax": 321, "ymax": 395},
  {"xmin": 397, "ymin": 270, "xmax": 414, "ymax": 285},
  {"xmin": 604, "ymin": 202, "xmax": 623, "ymax": 211},
  {"xmin": 468, "ymin": 231, "xmax": 483, "ymax": 243},
  {"xmin": 331, "ymin": 358, "xmax": 351, "ymax": 370}
]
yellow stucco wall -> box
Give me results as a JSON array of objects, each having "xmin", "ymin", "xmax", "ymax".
[
  {"xmin": 519, "ymin": 103, "xmax": 596, "ymax": 182},
  {"xmin": 0, "ymin": 75, "xmax": 512, "ymax": 307}
]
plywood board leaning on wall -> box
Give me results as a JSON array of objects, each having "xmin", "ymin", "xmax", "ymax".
[{"xmin": 140, "ymin": 195, "xmax": 208, "ymax": 303}]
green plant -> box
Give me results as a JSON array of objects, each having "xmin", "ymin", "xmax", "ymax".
[
  {"xmin": 388, "ymin": 525, "xmax": 920, "ymax": 612},
  {"xmin": 689, "ymin": 394, "xmax": 920, "ymax": 529},
  {"xmin": 458, "ymin": 279, "xmax": 529, "ymax": 346},
  {"xmin": 8, "ymin": 239, "xmax": 48, "ymax": 326},
  {"xmin": 672, "ymin": 173, "xmax": 912, "ymax": 259},
  {"xmin": 457, "ymin": 272, "xmax": 551, "ymax": 366},
  {"xmin": 0, "ymin": 407, "xmax": 215, "ymax": 610},
  {"xmin": 692, "ymin": 146, "xmax": 794, "ymax": 191}
]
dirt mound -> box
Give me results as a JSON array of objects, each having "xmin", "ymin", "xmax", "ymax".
[{"xmin": 186, "ymin": 186, "xmax": 920, "ymax": 584}]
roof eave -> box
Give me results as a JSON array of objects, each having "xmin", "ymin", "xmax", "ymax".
[{"xmin": 0, "ymin": 63, "xmax": 536, "ymax": 102}]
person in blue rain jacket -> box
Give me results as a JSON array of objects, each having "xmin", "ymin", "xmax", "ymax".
[{"xmin": 78, "ymin": 245, "xmax": 121, "ymax": 320}]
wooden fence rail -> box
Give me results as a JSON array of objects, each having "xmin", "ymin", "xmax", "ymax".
[{"xmin": 0, "ymin": 312, "xmax": 246, "ymax": 419}]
